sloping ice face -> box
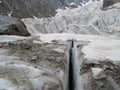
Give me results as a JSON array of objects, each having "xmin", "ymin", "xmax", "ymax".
[{"xmin": 22, "ymin": 1, "xmax": 120, "ymax": 37}]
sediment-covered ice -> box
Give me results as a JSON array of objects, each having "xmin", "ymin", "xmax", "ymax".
[
  {"xmin": 0, "ymin": 37, "xmax": 69, "ymax": 90},
  {"xmin": 0, "ymin": 35, "xmax": 27, "ymax": 42}
]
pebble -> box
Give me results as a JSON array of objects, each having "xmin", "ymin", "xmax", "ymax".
[{"xmin": 91, "ymin": 68, "xmax": 106, "ymax": 79}]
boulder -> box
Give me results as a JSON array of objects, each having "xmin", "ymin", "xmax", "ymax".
[
  {"xmin": 0, "ymin": 15, "xmax": 30, "ymax": 36},
  {"xmin": 103, "ymin": 0, "xmax": 120, "ymax": 9},
  {"xmin": 91, "ymin": 68, "xmax": 106, "ymax": 79}
]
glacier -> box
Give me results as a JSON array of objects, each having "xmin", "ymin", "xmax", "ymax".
[
  {"xmin": 22, "ymin": 1, "xmax": 120, "ymax": 37},
  {"xmin": 0, "ymin": 0, "xmax": 120, "ymax": 90}
]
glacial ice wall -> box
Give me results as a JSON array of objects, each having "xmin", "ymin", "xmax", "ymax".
[{"xmin": 22, "ymin": 1, "xmax": 120, "ymax": 37}]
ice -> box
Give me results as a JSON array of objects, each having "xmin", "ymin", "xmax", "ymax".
[
  {"xmin": 0, "ymin": 38, "xmax": 68, "ymax": 90},
  {"xmin": 0, "ymin": 78, "xmax": 16, "ymax": 90},
  {"xmin": 0, "ymin": 35, "xmax": 27, "ymax": 42},
  {"xmin": 91, "ymin": 68, "xmax": 106, "ymax": 79},
  {"xmin": 82, "ymin": 39, "xmax": 120, "ymax": 63},
  {"xmin": 0, "ymin": 0, "xmax": 120, "ymax": 89},
  {"xmin": 8, "ymin": 10, "xmax": 13, "ymax": 17},
  {"xmin": 38, "ymin": 33, "xmax": 120, "ymax": 64},
  {"xmin": 22, "ymin": 0, "xmax": 120, "ymax": 36},
  {"xmin": 0, "ymin": 63, "xmax": 62, "ymax": 90}
]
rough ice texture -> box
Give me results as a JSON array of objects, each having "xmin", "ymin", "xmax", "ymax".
[
  {"xmin": 22, "ymin": 0, "xmax": 120, "ymax": 36},
  {"xmin": 0, "ymin": 34, "xmax": 120, "ymax": 90},
  {"xmin": 0, "ymin": 35, "xmax": 27, "ymax": 42},
  {"xmin": 91, "ymin": 68, "xmax": 106, "ymax": 79},
  {"xmin": 81, "ymin": 38, "xmax": 120, "ymax": 64},
  {"xmin": 76, "ymin": 39, "xmax": 120, "ymax": 90},
  {"xmin": 0, "ymin": 37, "xmax": 68, "ymax": 90},
  {"xmin": 0, "ymin": 0, "xmax": 120, "ymax": 90},
  {"xmin": 38, "ymin": 33, "xmax": 120, "ymax": 64}
]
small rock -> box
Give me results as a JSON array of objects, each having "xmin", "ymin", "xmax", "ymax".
[{"xmin": 91, "ymin": 68, "xmax": 106, "ymax": 79}]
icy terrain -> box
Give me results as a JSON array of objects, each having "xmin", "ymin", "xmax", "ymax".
[
  {"xmin": 0, "ymin": 0, "xmax": 90, "ymax": 18},
  {"xmin": 22, "ymin": 1, "xmax": 120, "ymax": 36},
  {"xmin": 0, "ymin": 0, "xmax": 120, "ymax": 90}
]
